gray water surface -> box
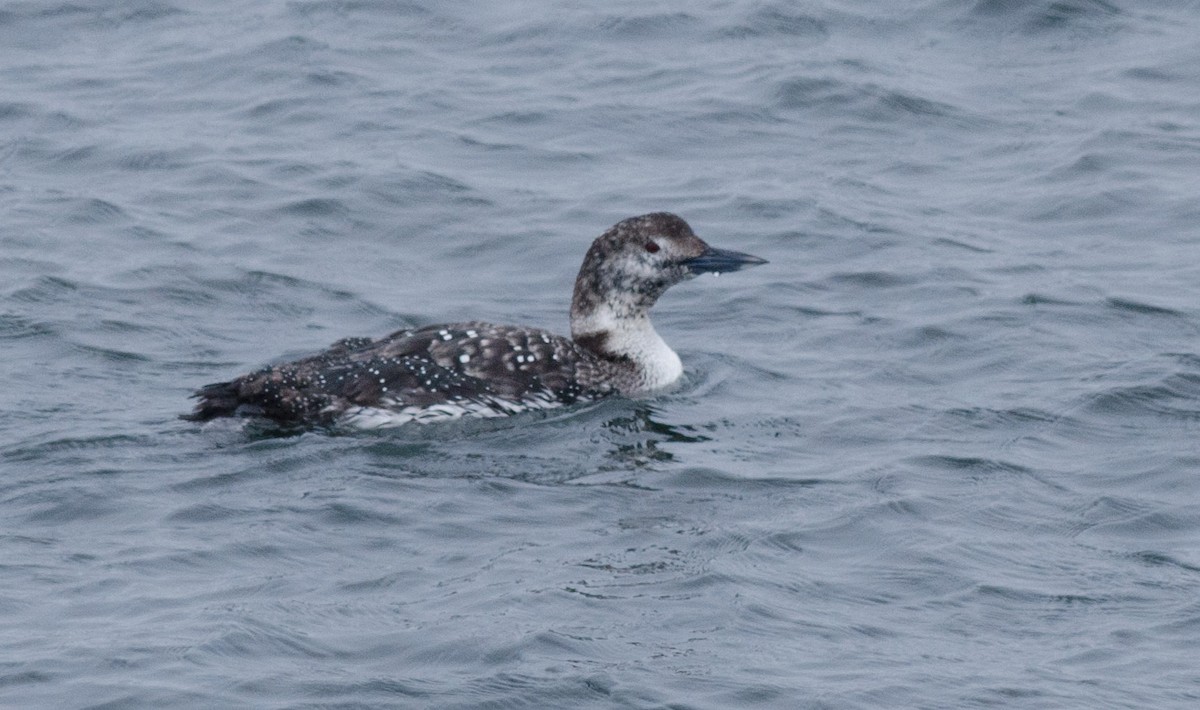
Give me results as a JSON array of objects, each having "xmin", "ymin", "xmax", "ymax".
[{"xmin": 3, "ymin": 1, "xmax": 1200, "ymax": 708}]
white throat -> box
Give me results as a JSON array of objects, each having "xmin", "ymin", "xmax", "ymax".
[{"xmin": 573, "ymin": 307, "xmax": 683, "ymax": 391}]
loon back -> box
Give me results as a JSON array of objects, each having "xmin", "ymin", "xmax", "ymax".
[
  {"xmin": 184, "ymin": 323, "xmax": 622, "ymax": 427},
  {"xmin": 185, "ymin": 212, "xmax": 766, "ymax": 428}
]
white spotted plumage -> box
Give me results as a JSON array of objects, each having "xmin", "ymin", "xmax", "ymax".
[{"xmin": 185, "ymin": 213, "xmax": 765, "ymax": 428}]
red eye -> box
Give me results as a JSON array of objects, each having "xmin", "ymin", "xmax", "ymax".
[{"xmin": 644, "ymin": 241, "xmax": 660, "ymax": 253}]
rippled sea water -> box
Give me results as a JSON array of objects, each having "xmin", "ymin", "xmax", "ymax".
[{"xmin": 3, "ymin": 1, "xmax": 1200, "ymax": 708}]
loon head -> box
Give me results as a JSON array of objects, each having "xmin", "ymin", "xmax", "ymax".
[{"xmin": 569, "ymin": 212, "xmax": 766, "ymax": 388}]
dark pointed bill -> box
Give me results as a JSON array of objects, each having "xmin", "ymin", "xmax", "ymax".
[{"xmin": 682, "ymin": 246, "xmax": 768, "ymax": 275}]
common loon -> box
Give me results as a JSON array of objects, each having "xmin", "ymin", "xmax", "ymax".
[{"xmin": 184, "ymin": 212, "xmax": 766, "ymax": 428}]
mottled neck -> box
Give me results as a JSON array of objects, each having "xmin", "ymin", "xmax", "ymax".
[{"xmin": 571, "ymin": 303, "xmax": 683, "ymax": 392}]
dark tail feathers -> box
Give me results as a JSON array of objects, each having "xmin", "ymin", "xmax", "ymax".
[{"xmin": 180, "ymin": 381, "xmax": 243, "ymax": 422}]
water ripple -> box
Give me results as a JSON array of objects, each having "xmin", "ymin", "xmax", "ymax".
[{"xmin": 3, "ymin": 1, "xmax": 1200, "ymax": 708}]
